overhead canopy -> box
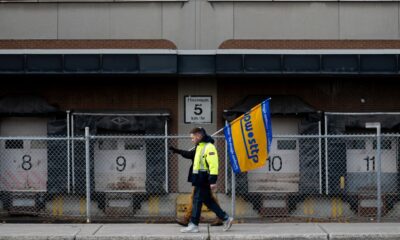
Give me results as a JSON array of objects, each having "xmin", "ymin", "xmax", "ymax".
[
  {"xmin": 0, "ymin": 95, "xmax": 59, "ymax": 115},
  {"xmin": 1, "ymin": 52, "xmax": 399, "ymax": 75},
  {"xmin": 223, "ymin": 95, "xmax": 317, "ymax": 122},
  {"xmin": 72, "ymin": 109, "xmax": 170, "ymax": 134}
]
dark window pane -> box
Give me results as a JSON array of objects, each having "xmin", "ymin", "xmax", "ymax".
[
  {"xmin": 5, "ymin": 140, "xmax": 23, "ymax": 149},
  {"xmin": 347, "ymin": 140, "xmax": 366, "ymax": 150},
  {"xmin": 277, "ymin": 140, "xmax": 296, "ymax": 150}
]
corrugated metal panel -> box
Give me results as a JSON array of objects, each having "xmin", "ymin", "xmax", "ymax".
[
  {"xmin": 0, "ymin": 55, "xmax": 25, "ymax": 72},
  {"xmin": 360, "ymin": 55, "xmax": 397, "ymax": 73},
  {"xmin": 216, "ymin": 55, "xmax": 243, "ymax": 73},
  {"xmin": 178, "ymin": 55, "xmax": 215, "ymax": 74},
  {"xmin": 102, "ymin": 55, "xmax": 139, "ymax": 73},
  {"xmin": 322, "ymin": 55, "xmax": 359, "ymax": 73},
  {"xmin": 0, "ymin": 53, "xmax": 399, "ymax": 75},
  {"xmin": 283, "ymin": 55, "xmax": 320, "ymax": 73},
  {"xmin": 26, "ymin": 55, "xmax": 63, "ymax": 73},
  {"xmin": 64, "ymin": 55, "xmax": 101, "ymax": 72},
  {"xmin": 139, "ymin": 54, "xmax": 177, "ymax": 74},
  {"xmin": 244, "ymin": 55, "xmax": 281, "ymax": 73}
]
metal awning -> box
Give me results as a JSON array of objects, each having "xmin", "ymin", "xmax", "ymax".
[
  {"xmin": 1, "ymin": 49, "xmax": 399, "ymax": 75},
  {"xmin": 71, "ymin": 109, "xmax": 170, "ymax": 117},
  {"xmin": 71, "ymin": 109, "xmax": 170, "ymax": 135},
  {"xmin": 0, "ymin": 95, "xmax": 60, "ymax": 116}
]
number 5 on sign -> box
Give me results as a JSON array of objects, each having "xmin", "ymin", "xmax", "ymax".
[
  {"xmin": 194, "ymin": 104, "xmax": 203, "ymax": 116},
  {"xmin": 184, "ymin": 96, "xmax": 212, "ymax": 124}
]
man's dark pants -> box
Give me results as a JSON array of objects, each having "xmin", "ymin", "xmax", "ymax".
[{"xmin": 191, "ymin": 185, "xmax": 228, "ymax": 225}]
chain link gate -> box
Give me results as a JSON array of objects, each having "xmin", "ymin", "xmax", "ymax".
[
  {"xmin": 0, "ymin": 133, "xmax": 399, "ymax": 223},
  {"xmin": 323, "ymin": 134, "xmax": 400, "ymax": 222},
  {"xmin": 0, "ymin": 136, "xmax": 87, "ymax": 221}
]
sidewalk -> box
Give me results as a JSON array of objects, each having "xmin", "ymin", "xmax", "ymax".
[{"xmin": 0, "ymin": 223, "xmax": 400, "ymax": 240}]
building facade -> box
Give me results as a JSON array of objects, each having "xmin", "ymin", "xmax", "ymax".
[{"xmin": 1, "ymin": 0, "xmax": 400, "ymax": 221}]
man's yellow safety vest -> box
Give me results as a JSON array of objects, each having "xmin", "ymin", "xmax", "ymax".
[{"xmin": 192, "ymin": 142, "xmax": 219, "ymax": 175}]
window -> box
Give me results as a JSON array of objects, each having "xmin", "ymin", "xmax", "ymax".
[
  {"xmin": 31, "ymin": 140, "xmax": 47, "ymax": 149},
  {"xmin": 98, "ymin": 140, "xmax": 118, "ymax": 150},
  {"xmin": 277, "ymin": 140, "xmax": 296, "ymax": 150},
  {"xmin": 125, "ymin": 140, "xmax": 144, "ymax": 151},
  {"xmin": 5, "ymin": 140, "xmax": 23, "ymax": 149},
  {"xmin": 347, "ymin": 140, "xmax": 366, "ymax": 150}
]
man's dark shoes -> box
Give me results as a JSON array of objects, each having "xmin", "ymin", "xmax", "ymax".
[
  {"xmin": 175, "ymin": 217, "xmax": 189, "ymax": 226},
  {"xmin": 210, "ymin": 218, "xmax": 223, "ymax": 226}
]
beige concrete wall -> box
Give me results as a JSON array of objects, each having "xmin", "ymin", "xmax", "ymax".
[
  {"xmin": 0, "ymin": 4, "xmax": 58, "ymax": 39},
  {"xmin": 58, "ymin": 3, "xmax": 163, "ymax": 39},
  {"xmin": 339, "ymin": 2, "xmax": 399, "ymax": 39},
  {"xmin": 0, "ymin": 1, "xmax": 399, "ymax": 47},
  {"xmin": 234, "ymin": 2, "xmax": 339, "ymax": 39}
]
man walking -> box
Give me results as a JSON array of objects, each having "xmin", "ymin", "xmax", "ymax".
[
  {"xmin": 169, "ymin": 128, "xmax": 223, "ymax": 227},
  {"xmin": 179, "ymin": 127, "xmax": 233, "ymax": 233}
]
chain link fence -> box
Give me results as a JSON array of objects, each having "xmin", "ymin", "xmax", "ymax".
[
  {"xmin": 0, "ymin": 132, "xmax": 399, "ymax": 223},
  {"xmin": 0, "ymin": 136, "xmax": 86, "ymax": 220}
]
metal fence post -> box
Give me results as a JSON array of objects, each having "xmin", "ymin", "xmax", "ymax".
[
  {"xmin": 366, "ymin": 122, "xmax": 382, "ymax": 222},
  {"xmin": 85, "ymin": 127, "xmax": 91, "ymax": 223},
  {"xmin": 376, "ymin": 127, "xmax": 382, "ymax": 223},
  {"xmin": 318, "ymin": 121, "xmax": 322, "ymax": 195},
  {"xmin": 225, "ymin": 139, "xmax": 228, "ymax": 194},
  {"xmin": 231, "ymin": 169, "xmax": 236, "ymax": 218},
  {"xmin": 71, "ymin": 114, "xmax": 75, "ymax": 194},
  {"xmin": 324, "ymin": 115, "xmax": 329, "ymax": 195},
  {"xmin": 165, "ymin": 120, "xmax": 168, "ymax": 193},
  {"xmin": 66, "ymin": 110, "xmax": 70, "ymax": 194},
  {"xmin": 225, "ymin": 121, "xmax": 228, "ymax": 194}
]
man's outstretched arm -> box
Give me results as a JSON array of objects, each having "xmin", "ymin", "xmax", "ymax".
[{"xmin": 169, "ymin": 146, "xmax": 196, "ymax": 160}]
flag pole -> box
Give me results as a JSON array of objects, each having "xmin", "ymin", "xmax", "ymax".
[
  {"xmin": 187, "ymin": 97, "xmax": 271, "ymax": 150},
  {"xmin": 188, "ymin": 127, "xmax": 225, "ymax": 151},
  {"xmin": 210, "ymin": 127, "xmax": 225, "ymax": 137}
]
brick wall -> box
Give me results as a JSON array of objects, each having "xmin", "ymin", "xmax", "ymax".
[
  {"xmin": 0, "ymin": 40, "xmax": 177, "ymax": 49},
  {"xmin": 4, "ymin": 39, "xmax": 400, "ymax": 50},
  {"xmin": 219, "ymin": 40, "xmax": 400, "ymax": 49}
]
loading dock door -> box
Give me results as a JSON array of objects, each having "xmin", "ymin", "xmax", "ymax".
[
  {"xmin": 94, "ymin": 138, "xmax": 147, "ymax": 193},
  {"xmin": 248, "ymin": 117, "xmax": 300, "ymax": 193},
  {"xmin": 346, "ymin": 137, "xmax": 398, "ymax": 193},
  {"xmin": 0, "ymin": 117, "xmax": 48, "ymax": 191}
]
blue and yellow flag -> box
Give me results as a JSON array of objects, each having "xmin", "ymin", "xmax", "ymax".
[{"xmin": 224, "ymin": 99, "xmax": 272, "ymax": 173}]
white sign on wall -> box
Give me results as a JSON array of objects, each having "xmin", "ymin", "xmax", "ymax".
[{"xmin": 184, "ymin": 96, "xmax": 212, "ymax": 124}]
